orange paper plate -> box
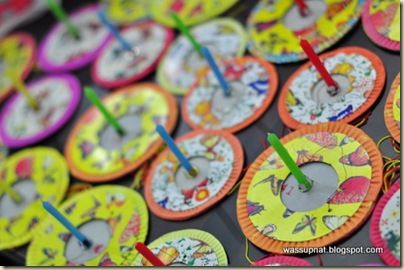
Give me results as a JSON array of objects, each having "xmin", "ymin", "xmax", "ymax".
[
  {"xmin": 237, "ymin": 122, "xmax": 383, "ymax": 254},
  {"xmin": 384, "ymin": 73, "xmax": 400, "ymax": 143}
]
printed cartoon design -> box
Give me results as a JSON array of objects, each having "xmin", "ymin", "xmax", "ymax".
[
  {"xmin": 102, "ymin": 0, "xmax": 151, "ymax": 25},
  {"xmin": 286, "ymin": 52, "xmax": 377, "ymax": 124},
  {"xmin": 0, "ymin": 33, "xmax": 35, "ymax": 102},
  {"xmin": 0, "ymin": 147, "xmax": 69, "ymax": 250},
  {"xmin": 151, "ymin": 134, "xmax": 234, "ymax": 211},
  {"xmin": 157, "ymin": 18, "xmax": 245, "ymax": 95},
  {"xmin": 247, "ymin": 0, "xmax": 364, "ymax": 63},
  {"xmin": 369, "ymin": 0, "xmax": 400, "ymax": 42},
  {"xmin": 66, "ymin": 84, "xmax": 175, "ymax": 180},
  {"xmin": 151, "ymin": 0, "xmax": 238, "ymax": 27},
  {"xmin": 94, "ymin": 22, "xmax": 171, "ymax": 87},
  {"xmin": 26, "ymin": 186, "xmax": 149, "ymax": 266},
  {"xmin": 246, "ymin": 131, "xmax": 372, "ymax": 241},
  {"xmin": 185, "ymin": 58, "xmax": 276, "ymax": 130},
  {"xmin": 40, "ymin": 5, "xmax": 110, "ymax": 68},
  {"xmin": 379, "ymin": 187, "xmax": 400, "ymax": 260},
  {"xmin": 2, "ymin": 76, "xmax": 75, "ymax": 140}
]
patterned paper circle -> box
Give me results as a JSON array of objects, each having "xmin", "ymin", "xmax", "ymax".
[
  {"xmin": 247, "ymin": 0, "xmax": 364, "ymax": 63},
  {"xmin": 157, "ymin": 18, "xmax": 246, "ymax": 95},
  {"xmin": 237, "ymin": 122, "xmax": 383, "ymax": 253},
  {"xmin": 362, "ymin": 0, "xmax": 400, "ymax": 51},
  {"xmin": 370, "ymin": 180, "xmax": 400, "ymax": 266},
  {"xmin": 38, "ymin": 4, "xmax": 111, "ymax": 73},
  {"xmin": 0, "ymin": 32, "xmax": 35, "ymax": 102},
  {"xmin": 92, "ymin": 21, "xmax": 174, "ymax": 89},
  {"xmin": 128, "ymin": 229, "xmax": 227, "ymax": 266},
  {"xmin": 0, "ymin": 74, "xmax": 81, "ymax": 149},
  {"xmin": 65, "ymin": 83, "xmax": 177, "ymax": 182},
  {"xmin": 150, "ymin": 0, "xmax": 238, "ymax": 27},
  {"xmin": 384, "ymin": 73, "xmax": 400, "ymax": 143},
  {"xmin": 145, "ymin": 130, "xmax": 244, "ymax": 220},
  {"xmin": 183, "ymin": 57, "xmax": 278, "ymax": 133},
  {"xmin": 26, "ymin": 185, "xmax": 149, "ymax": 266},
  {"xmin": 0, "ymin": 147, "xmax": 69, "ymax": 250},
  {"xmin": 279, "ymin": 47, "xmax": 385, "ymax": 130},
  {"xmin": 251, "ymin": 256, "xmax": 313, "ymax": 266},
  {"xmin": 102, "ymin": 0, "xmax": 151, "ymax": 25}
]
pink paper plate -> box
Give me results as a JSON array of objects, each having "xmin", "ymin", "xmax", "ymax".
[{"xmin": 251, "ymin": 256, "xmax": 313, "ymax": 266}]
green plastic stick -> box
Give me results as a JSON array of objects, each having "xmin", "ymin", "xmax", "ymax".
[
  {"xmin": 84, "ymin": 87, "xmax": 125, "ymax": 135},
  {"xmin": 46, "ymin": 0, "xmax": 80, "ymax": 40},
  {"xmin": 267, "ymin": 133, "xmax": 312, "ymax": 190},
  {"xmin": 170, "ymin": 11, "xmax": 202, "ymax": 56}
]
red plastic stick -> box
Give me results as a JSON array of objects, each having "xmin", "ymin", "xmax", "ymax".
[
  {"xmin": 300, "ymin": 39, "xmax": 338, "ymax": 89},
  {"xmin": 135, "ymin": 242, "xmax": 165, "ymax": 266},
  {"xmin": 295, "ymin": 0, "xmax": 309, "ymax": 16}
]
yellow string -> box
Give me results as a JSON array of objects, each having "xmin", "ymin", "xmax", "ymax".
[
  {"xmin": 354, "ymin": 118, "xmax": 367, "ymax": 128},
  {"xmin": 244, "ymin": 237, "xmax": 254, "ymax": 264},
  {"xmin": 227, "ymin": 180, "xmax": 241, "ymax": 196},
  {"xmin": 381, "ymin": 159, "xmax": 400, "ymax": 193},
  {"xmin": 377, "ymin": 135, "xmax": 394, "ymax": 161}
]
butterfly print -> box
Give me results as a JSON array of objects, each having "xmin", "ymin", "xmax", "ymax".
[
  {"xmin": 79, "ymin": 140, "xmax": 95, "ymax": 159},
  {"xmin": 168, "ymin": 0, "xmax": 185, "ymax": 13},
  {"xmin": 192, "ymin": 241, "xmax": 213, "ymax": 259},
  {"xmin": 189, "ymin": 3, "xmax": 203, "ymax": 16},
  {"xmin": 248, "ymin": 80, "xmax": 269, "ymax": 95},
  {"xmin": 39, "ymin": 248, "xmax": 57, "ymax": 265},
  {"xmin": 223, "ymin": 64, "xmax": 247, "ymax": 80},
  {"xmin": 119, "ymin": 210, "xmax": 140, "ymax": 243},
  {"xmin": 322, "ymin": 215, "xmax": 349, "ymax": 231},
  {"xmin": 58, "ymin": 232, "xmax": 71, "ymax": 243},
  {"xmin": 247, "ymin": 200, "xmax": 265, "ymax": 216},
  {"xmin": 106, "ymin": 192, "xmax": 126, "ymax": 208},
  {"xmin": 107, "ymin": 215, "xmax": 122, "ymax": 233},
  {"xmin": 200, "ymin": 135, "xmax": 221, "ymax": 160},
  {"xmin": 339, "ymin": 136, "xmax": 355, "ymax": 146},
  {"xmin": 292, "ymin": 215, "xmax": 317, "ymax": 236},
  {"xmin": 259, "ymin": 156, "xmax": 284, "ymax": 170},
  {"xmin": 255, "ymin": 20, "xmax": 277, "ymax": 32},
  {"xmin": 120, "ymin": 245, "xmax": 132, "ymax": 258},
  {"xmin": 296, "ymin": 150, "xmax": 323, "ymax": 165},
  {"xmin": 305, "ymin": 132, "xmax": 338, "ymax": 149},
  {"xmin": 5, "ymin": 216, "xmax": 20, "ymax": 234},
  {"xmin": 64, "ymin": 202, "xmax": 77, "ymax": 214},
  {"xmin": 283, "ymin": 208, "xmax": 295, "ymax": 218},
  {"xmin": 81, "ymin": 196, "xmax": 101, "ymax": 219},
  {"xmin": 28, "ymin": 217, "xmax": 39, "ymax": 230},
  {"xmin": 98, "ymin": 253, "xmax": 117, "ymax": 266},
  {"xmin": 328, "ymin": 105, "xmax": 353, "ymax": 122},
  {"xmin": 253, "ymin": 174, "xmax": 283, "ymax": 196},
  {"xmin": 260, "ymin": 224, "xmax": 277, "ymax": 238},
  {"xmin": 339, "ymin": 146, "xmax": 370, "ymax": 166},
  {"xmin": 328, "ymin": 176, "xmax": 370, "ymax": 204},
  {"xmin": 15, "ymin": 156, "xmax": 33, "ymax": 178}
]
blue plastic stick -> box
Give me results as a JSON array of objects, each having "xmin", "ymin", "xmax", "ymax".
[
  {"xmin": 155, "ymin": 125, "xmax": 196, "ymax": 176},
  {"xmin": 201, "ymin": 46, "xmax": 230, "ymax": 97},
  {"xmin": 97, "ymin": 9, "xmax": 132, "ymax": 51},
  {"xmin": 42, "ymin": 201, "xmax": 92, "ymax": 248}
]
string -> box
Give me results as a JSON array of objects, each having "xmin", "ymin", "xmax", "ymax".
[
  {"xmin": 353, "ymin": 111, "xmax": 372, "ymax": 128},
  {"xmin": 227, "ymin": 180, "xmax": 242, "ymax": 196},
  {"xmin": 316, "ymin": 253, "xmax": 323, "ymax": 266},
  {"xmin": 227, "ymin": 164, "xmax": 251, "ymax": 196},
  {"xmin": 376, "ymin": 135, "xmax": 394, "ymax": 161},
  {"xmin": 244, "ymin": 237, "xmax": 254, "ymax": 264}
]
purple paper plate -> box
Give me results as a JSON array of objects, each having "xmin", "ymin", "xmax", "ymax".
[{"xmin": 0, "ymin": 74, "xmax": 81, "ymax": 149}]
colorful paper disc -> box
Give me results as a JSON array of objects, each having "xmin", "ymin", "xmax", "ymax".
[
  {"xmin": 0, "ymin": 74, "xmax": 81, "ymax": 149},
  {"xmin": 92, "ymin": 21, "xmax": 174, "ymax": 89},
  {"xmin": 0, "ymin": 147, "xmax": 69, "ymax": 250},
  {"xmin": 370, "ymin": 180, "xmax": 400, "ymax": 266},
  {"xmin": 157, "ymin": 18, "xmax": 246, "ymax": 95},
  {"xmin": 237, "ymin": 122, "xmax": 383, "ymax": 253},
  {"xmin": 26, "ymin": 185, "xmax": 149, "ymax": 266},
  {"xmin": 37, "ymin": 4, "xmax": 111, "ymax": 73},
  {"xmin": 362, "ymin": 0, "xmax": 400, "ymax": 51},
  {"xmin": 145, "ymin": 130, "xmax": 244, "ymax": 220},
  {"xmin": 183, "ymin": 56, "xmax": 278, "ymax": 133},
  {"xmin": 150, "ymin": 0, "xmax": 238, "ymax": 28},
  {"xmin": 102, "ymin": 0, "xmax": 151, "ymax": 25},
  {"xmin": 247, "ymin": 0, "xmax": 365, "ymax": 63},
  {"xmin": 65, "ymin": 83, "xmax": 178, "ymax": 182},
  {"xmin": 279, "ymin": 47, "xmax": 386, "ymax": 130},
  {"xmin": 384, "ymin": 73, "xmax": 400, "ymax": 143},
  {"xmin": 128, "ymin": 229, "xmax": 227, "ymax": 266},
  {"xmin": 251, "ymin": 256, "xmax": 313, "ymax": 266},
  {"xmin": 0, "ymin": 32, "xmax": 36, "ymax": 103}
]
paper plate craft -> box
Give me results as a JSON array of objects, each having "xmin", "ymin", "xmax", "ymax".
[
  {"xmin": 384, "ymin": 73, "xmax": 400, "ymax": 143},
  {"xmin": 0, "ymin": 147, "xmax": 69, "ymax": 250},
  {"xmin": 150, "ymin": 0, "xmax": 238, "ymax": 28},
  {"xmin": 362, "ymin": 0, "xmax": 400, "ymax": 51},
  {"xmin": 278, "ymin": 47, "xmax": 385, "ymax": 130},
  {"xmin": 145, "ymin": 129, "xmax": 244, "ymax": 220},
  {"xmin": 37, "ymin": 4, "xmax": 111, "ymax": 73},
  {"xmin": 0, "ymin": 74, "xmax": 81, "ymax": 149},
  {"xmin": 65, "ymin": 83, "xmax": 178, "ymax": 182},
  {"xmin": 370, "ymin": 180, "xmax": 400, "ymax": 266},
  {"xmin": 157, "ymin": 18, "xmax": 246, "ymax": 95},
  {"xmin": 26, "ymin": 185, "xmax": 149, "ymax": 266},
  {"xmin": 101, "ymin": 0, "xmax": 151, "ymax": 25},
  {"xmin": 92, "ymin": 21, "xmax": 174, "ymax": 89},
  {"xmin": 358, "ymin": 263, "xmax": 386, "ymax": 266},
  {"xmin": 128, "ymin": 229, "xmax": 227, "ymax": 266},
  {"xmin": 246, "ymin": 0, "xmax": 365, "ymax": 63},
  {"xmin": 183, "ymin": 56, "xmax": 278, "ymax": 133},
  {"xmin": 237, "ymin": 122, "xmax": 383, "ymax": 254},
  {"xmin": 251, "ymin": 256, "xmax": 313, "ymax": 266},
  {"xmin": 0, "ymin": 32, "xmax": 36, "ymax": 103}
]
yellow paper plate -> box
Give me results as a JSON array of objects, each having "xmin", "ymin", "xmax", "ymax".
[
  {"xmin": 384, "ymin": 73, "xmax": 400, "ymax": 143},
  {"xmin": 0, "ymin": 147, "xmax": 69, "ymax": 250},
  {"xmin": 102, "ymin": 0, "xmax": 151, "ymax": 25},
  {"xmin": 26, "ymin": 185, "xmax": 149, "ymax": 266},
  {"xmin": 151, "ymin": 0, "xmax": 238, "ymax": 28}
]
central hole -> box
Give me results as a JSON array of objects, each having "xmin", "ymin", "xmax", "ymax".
[
  {"xmin": 174, "ymin": 156, "xmax": 210, "ymax": 190},
  {"xmin": 283, "ymin": 0, "xmax": 327, "ymax": 32},
  {"xmin": 211, "ymin": 80, "xmax": 244, "ymax": 112},
  {"xmin": 185, "ymin": 43, "xmax": 216, "ymax": 73},
  {"xmin": 64, "ymin": 219, "xmax": 112, "ymax": 264},
  {"xmin": 311, "ymin": 74, "xmax": 350, "ymax": 107},
  {"xmin": 99, "ymin": 114, "xmax": 142, "ymax": 151},
  {"xmin": 0, "ymin": 179, "xmax": 36, "ymax": 219},
  {"xmin": 280, "ymin": 162, "xmax": 339, "ymax": 212}
]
